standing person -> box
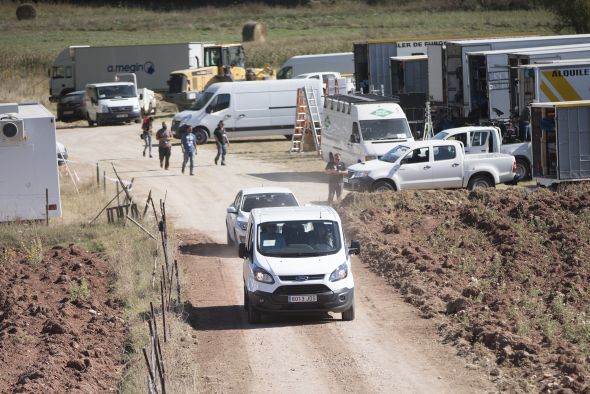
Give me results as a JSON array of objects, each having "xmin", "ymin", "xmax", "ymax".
[
  {"xmin": 213, "ymin": 120, "xmax": 229, "ymax": 166},
  {"xmin": 325, "ymin": 152, "xmax": 347, "ymax": 204},
  {"xmin": 141, "ymin": 116, "xmax": 153, "ymax": 158},
  {"xmin": 156, "ymin": 121, "xmax": 172, "ymax": 170},
  {"xmin": 180, "ymin": 125, "xmax": 197, "ymax": 176}
]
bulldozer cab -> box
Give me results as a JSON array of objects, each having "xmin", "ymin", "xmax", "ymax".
[{"xmin": 204, "ymin": 45, "xmax": 245, "ymax": 69}]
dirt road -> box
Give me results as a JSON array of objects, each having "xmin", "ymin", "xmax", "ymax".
[{"xmin": 58, "ymin": 121, "xmax": 495, "ymax": 393}]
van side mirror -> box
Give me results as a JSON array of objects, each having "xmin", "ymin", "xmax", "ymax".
[
  {"xmin": 91, "ymin": 98, "xmax": 97, "ymax": 105},
  {"xmin": 350, "ymin": 134, "xmax": 357, "ymax": 143},
  {"xmin": 227, "ymin": 206, "xmax": 237, "ymax": 214},
  {"xmin": 349, "ymin": 240, "xmax": 361, "ymax": 255},
  {"xmin": 238, "ymin": 243, "xmax": 247, "ymax": 258},
  {"xmin": 206, "ymin": 105, "xmax": 213, "ymax": 113}
]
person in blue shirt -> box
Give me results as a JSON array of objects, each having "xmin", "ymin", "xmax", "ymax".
[{"xmin": 180, "ymin": 125, "xmax": 197, "ymax": 176}]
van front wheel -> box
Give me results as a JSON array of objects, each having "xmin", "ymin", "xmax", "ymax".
[{"xmin": 194, "ymin": 128, "xmax": 208, "ymax": 145}]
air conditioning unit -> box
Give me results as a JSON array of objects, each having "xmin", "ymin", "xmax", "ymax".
[{"xmin": 0, "ymin": 117, "xmax": 25, "ymax": 144}]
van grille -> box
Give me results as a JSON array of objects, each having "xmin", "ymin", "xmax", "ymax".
[
  {"xmin": 274, "ymin": 285, "xmax": 331, "ymax": 295},
  {"xmin": 111, "ymin": 106, "xmax": 133, "ymax": 113},
  {"xmin": 278, "ymin": 274, "xmax": 325, "ymax": 281}
]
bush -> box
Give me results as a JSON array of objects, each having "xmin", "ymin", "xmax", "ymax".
[{"xmin": 542, "ymin": 0, "xmax": 590, "ymax": 33}]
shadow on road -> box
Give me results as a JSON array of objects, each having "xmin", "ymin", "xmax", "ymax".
[
  {"xmin": 183, "ymin": 301, "xmax": 335, "ymax": 331},
  {"xmin": 179, "ymin": 243, "xmax": 236, "ymax": 258},
  {"xmin": 247, "ymin": 171, "xmax": 326, "ymax": 184}
]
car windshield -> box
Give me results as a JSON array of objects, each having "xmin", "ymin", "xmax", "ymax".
[
  {"xmin": 241, "ymin": 193, "xmax": 298, "ymax": 213},
  {"xmin": 359, "ymin": 118, "xmax": 412, "ymax": 140},
  {"xmin": 96, "ymin": 85, "xmax": 136, "ymax": 99},
  {"xmin": 62, "ymin": 92, "xmax": 84, "ymax": 103},
  {"xmin": 430, "ymin": 131, "xmax": 448, "ymax": 140},
  {"xmin": 257, "ymin": 220, "xmax": 341, "ymax": 257},
  {"xmin": 380, "ymin": 145, "xmax": 411, "ymax": 163},
  {"xmin": 190, "ymin": 91, "xmax": 213, "ymax": 111}
]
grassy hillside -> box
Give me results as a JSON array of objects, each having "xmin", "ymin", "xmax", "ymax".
[{"xmin": 0, "ymin": 2, "xmax": 556, "ymax": 106}]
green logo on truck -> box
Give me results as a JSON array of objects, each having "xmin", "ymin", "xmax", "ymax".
[{"xmin": 370, "ymin": 108, "xmax": 393, "ymax": 117}]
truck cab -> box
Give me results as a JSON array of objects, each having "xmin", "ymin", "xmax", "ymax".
[{"xmin": 84, "ymin": 82, "xmax": 141, "ymax": 126}]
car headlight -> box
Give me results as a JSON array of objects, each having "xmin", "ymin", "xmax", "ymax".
[
  {"xmin": 132, "ymin": 104, "xmax": 140, "ymax": 112},
  {"xmin": 100, "ymin": 104, "xmax": 109, "ymax": 113},
  {"xmin": 253, "ymin": 264, "xmax": 274, "ymax": 284},
  {"xmin": 329, "ymin": 263, "xmax": 348, "ymax": 282},
  {"xmin": 364, "ymin": 155, "xmax": 377, "ymax": 161},
  {"xmin": 351, "ymin": 170, "xmax": 370, "ymax": 178},
  {"xmin": 237, "ymin": 220, "xmax": 248, "ymax": 231}
]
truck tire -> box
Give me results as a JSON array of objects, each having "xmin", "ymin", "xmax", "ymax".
[
  {"xmin": 194, "ymin": 128, "xmax": 208, "ymax": 145},
  {"xmin": 467, "ymin": 174, "xmax": 494, "ymax": 190},
  {"xmin": 342, "ymin": 301, "xmax": 355, "ymax": 321},
  {"xmin": 515, "ymin": 157, "xmax": 531, "ymax": 181},
  {"xmin": 247, "ymin": 298, "xmax": 262, "ymax": 324},
  {"xmin": 372, "ymin": 180, "xmax": 395, "ymax": 192}
]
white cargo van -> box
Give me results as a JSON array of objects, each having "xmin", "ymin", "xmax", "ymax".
[
  {"xmin": 321, "ymin": 94, "xmax": 414, "ymax": 165},
  {"xmin": 277, "ymin": 52, "xmax": 354, "ymax": 80},
  {"xmin": 84, "ymin": 82, "xmax": 141, "ymax": 126},
  {"xmin": 172, "ymin": 79, "xmax": 323, "ymax": 144},
  {"xmin": 239, "ymin": 205, "xmax": 360, "ymax": 324}
]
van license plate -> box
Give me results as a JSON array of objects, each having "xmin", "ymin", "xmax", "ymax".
[
  {"xmin": 116, "ymin": 114, "xmax": 127, "ymax": 118},
  {"xmin": 288, "ymin": 295, "xmax": 317, "ymax": 303}
]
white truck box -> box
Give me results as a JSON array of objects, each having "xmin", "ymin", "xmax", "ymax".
[
  {"xmin": 321, "ymin": 94, "xmax": 414, "ymax": 166},
  {"xmin": 277, "ymin": 52, "xmax": 354, "ymax": 80},
  {"xmin": 49, "ymin": 43, "xmax": 210, "ymax": 100},
  {"xmin": 172, "ymin": 79, "xmax": 323, "ymax": 144},
  {"xmin": 0, "ymin": 102, "xmax": 61, "ymax": 222}
]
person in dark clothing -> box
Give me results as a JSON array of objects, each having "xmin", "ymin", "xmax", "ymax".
[
  {"xmin": 325, "ymin": 152, "xmax": 347, "ymax": 204},
  {"xmin": 156, "ymin": 121, "xmax": 172, "ymax": 170},
  {"xmin": 141, "ymin": 116, "xmax": 153, "ymax": 158},
  {"xmin": 213, "ymin": 120, "xmax": 229, "ymax": 165}
]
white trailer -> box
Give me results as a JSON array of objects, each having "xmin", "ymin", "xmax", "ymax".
[
  {"xmin": 0, "ymin": 102, "xmax": 61, "ymax": 222},
  {"xmin": 518, "ymin": 59, "xmax": 590, "ymax": 114},
  {"xmin": 441, "ymin": 34, "xmax": 590, "ymax": 120},
  {"xmin": 466, "ymin": 43, "xmax": 590, "ymax": 120},
  {"xmin": 49, "ymin": 43, "xmax": 210, "ymax": 100}
]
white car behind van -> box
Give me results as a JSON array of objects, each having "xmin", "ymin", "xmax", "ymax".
[
  {"xmin": 239, "ymin": 206, "xmax": 360, "ymax": 324},
  {"xmin": 172, "ymin": 79, "xmax": 323, "ymax": 144},
  {"xmin": 277, "ymin": 52, "xmax": 354, "ymax": 80}
]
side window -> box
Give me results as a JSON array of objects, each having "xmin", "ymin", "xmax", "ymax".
[
  {"xmin": 233, "ymin": 192, "xmax": 242, "ymax": 209},
  {"xmin": 471, "ymin": 131, "xmax": 488, "ymax": 147},
  {"xmin": 351, "ymin": 122, "xmax": 360, "ymax": 143},
  {"xmin": 211, "ymin": 94, "xmax": 230, "ymax": 112},
  {"xmin": 246, "ymin": 221, "xmax": 254, "ymax": 252},
  {"xmin": 277, "ymin": 66, "xmax": 292, "ymax": 79},
  {"xmin": 402, "ymin": 147, "xmax": 430, "ymax": 164},
  {"xmin": 434, "ymin": 145, "xmax": 456, "ymax": 161},
  {"xmin": 448, "ymin": 132, "xmax": 467, "ymax": 146},
  {"xmin": 310, "ymin": 75, "xmax": 320, "ymax": 80}
]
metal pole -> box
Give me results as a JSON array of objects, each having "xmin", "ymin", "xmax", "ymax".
[
  {"xmin": 96, "ymin": 163, "xmax": 100, "ymax": 186},
  {"xmin": 45, "ymin": 188, "xmax": 49, "ymax": 226},
  {"xmin": 103, "ymin": 171, "xmax": 106, "ymax": 193},
  {"xmin": 116, "ymin": 182, "xmax": 120, "ymax": 206}
]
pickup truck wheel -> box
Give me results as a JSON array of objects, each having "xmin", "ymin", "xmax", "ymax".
[
  {"xmin": 342, "ymin": 302, "xmax": 355, "ymax": 321},
  {"xmin": 468, "ymin": 175, "xmax": 494, "ymax": 190},
  {"xmin": 372, "ymin": 180, "xmax": 395, "ymax": 192},
  {"xmin": 515, "ymin": 158, "xmax": 531, "ymax": 181},
  {"xmin": 247, "ymin": 297, "xmax": 262, "ymax": 324},
  {"xmin": 194, "ymin": 128, "xmax": 208, "ymax": 145}
]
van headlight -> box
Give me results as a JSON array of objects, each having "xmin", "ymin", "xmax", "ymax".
[
  {"xmin": 253, "ymin": 265, "xmax": 274, "ymax": 284},
  {"xmin": 100, "ymin": 104, "xmax": 109, "ymax": 113},
  {"xmin": 132, "ymin": 104, "xmax": 140, "ymax": 112},
  {"xmin": 351, "ymin": 170, "xmax": 370, "ymax": 179},
  {"xmin": 237, "ymin": 220, "xmax": 248, "ymax": 231},
  {"xmin": 329, "ymin": 263, "xmax": 348, "ymax": 282}
]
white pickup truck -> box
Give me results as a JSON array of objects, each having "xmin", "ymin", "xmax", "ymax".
[
  {"xmin": 345, "ymin": 140, "xmax": 516, "ymax": 192},
  {"xmin": 431, "ymin": 125, "xmax": 531, "ymax": 181}
]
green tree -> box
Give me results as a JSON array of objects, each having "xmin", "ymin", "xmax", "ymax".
[{"xmin": 544, "ymin": 0, "xmax": 590, "ymax": 33}]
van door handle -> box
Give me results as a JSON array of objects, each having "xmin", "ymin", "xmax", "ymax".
[
  {"xmin": 452, "ymin": 163, "xmax": 460, "ymax": 167},
  {"xmin": 238, "ymin": 114, "xmax": 246, "ymax": 118},
  {"xmin": 225, "ymin": 114, "xmax": 232, "ymax": 119},
  {"xmin": 423, "ymin": 165, "xmax": 431, "ymax": 170}
]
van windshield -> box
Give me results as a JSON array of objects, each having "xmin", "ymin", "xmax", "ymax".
[
  {"xmin": 96, "ymin": 85, "xmax": 136, "ymax": 99},
  {"xmin": 257, "ymin": 220, "xmax": 341, "ymax": 257},
  {"xmin": 190, "ymin": 92, "xmax": 214, "ymax": 111},
  {"xmin": 277, "ymin": 66, "xmax": 292, "ymax": 80},
  {"xmin": 380, "ymin": 145, "xmax": 411, "ymax": 163},
  {"xmin": 360, "ymin": 119, "xmax": 412, "ymax": 140}
]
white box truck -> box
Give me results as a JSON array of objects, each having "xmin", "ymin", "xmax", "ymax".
[
  {"xmin": 172, "ymin": 79, "xmax": 323, "ymax": 144},
  {"xmin": 531, "ymin": 101, "xmax": 590, "ymax": 186},
  {"xmin": 0, "ymin": 102, "xmax": 61, "ymax": 222},
  {"xmin": 49, "ymin": 43, "xmax": 210, "ymax": 100},
  {"xmin": 277, "ymin": 52, "xmax": 354, "ymax": 80},
  {"xmin": 321, "ymin": 94, "xmax": 414, "ymax": 166}
]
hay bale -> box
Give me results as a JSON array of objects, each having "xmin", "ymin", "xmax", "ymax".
[
  {"xmin": 16, "ymin": 3, "xmax": 36, "ymax": 20},
  {"xmin": 242, "ymin": 21, "xmax": 267, "ymax": 43}
]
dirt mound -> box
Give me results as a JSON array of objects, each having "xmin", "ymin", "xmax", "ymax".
[
  {"xmin": 340, "ymin": 186, "xmax": 590, "ymax": 392},
  {"xmin": 0, "ymin": 245, "xmax": 126, "ymax": 393}
]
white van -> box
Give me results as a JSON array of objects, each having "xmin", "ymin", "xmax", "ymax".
[
  {"xmin": 84, "ymin": 82, "xmax": 141, "ymax": 126},
  {"xmin": 277, "ymin": 52, "xmax": 354, "ymax": 80},
  {"xmin": 172, "ymin": 79, "xmax": 323, "ymax": 144},
  {"xmin": 294, "ymin": 72, "xmax": 354, "ymax": 94},
  {"xmin": 321, "ymin": 94, "xmax": 414, "ymax": 165},
  {"xmin": 239, "ymin": 206, "xmax": 360, "ymax": 324}
]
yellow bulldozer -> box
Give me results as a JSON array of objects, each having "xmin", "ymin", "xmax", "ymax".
[{"xmin": 165, "ymin": 43, "xmax": 275, "ymax": 110}]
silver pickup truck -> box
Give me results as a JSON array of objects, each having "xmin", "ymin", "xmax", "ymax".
[{"xmin": 345, "ymin": 140, "xmax": 516, "ymax": 192}]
